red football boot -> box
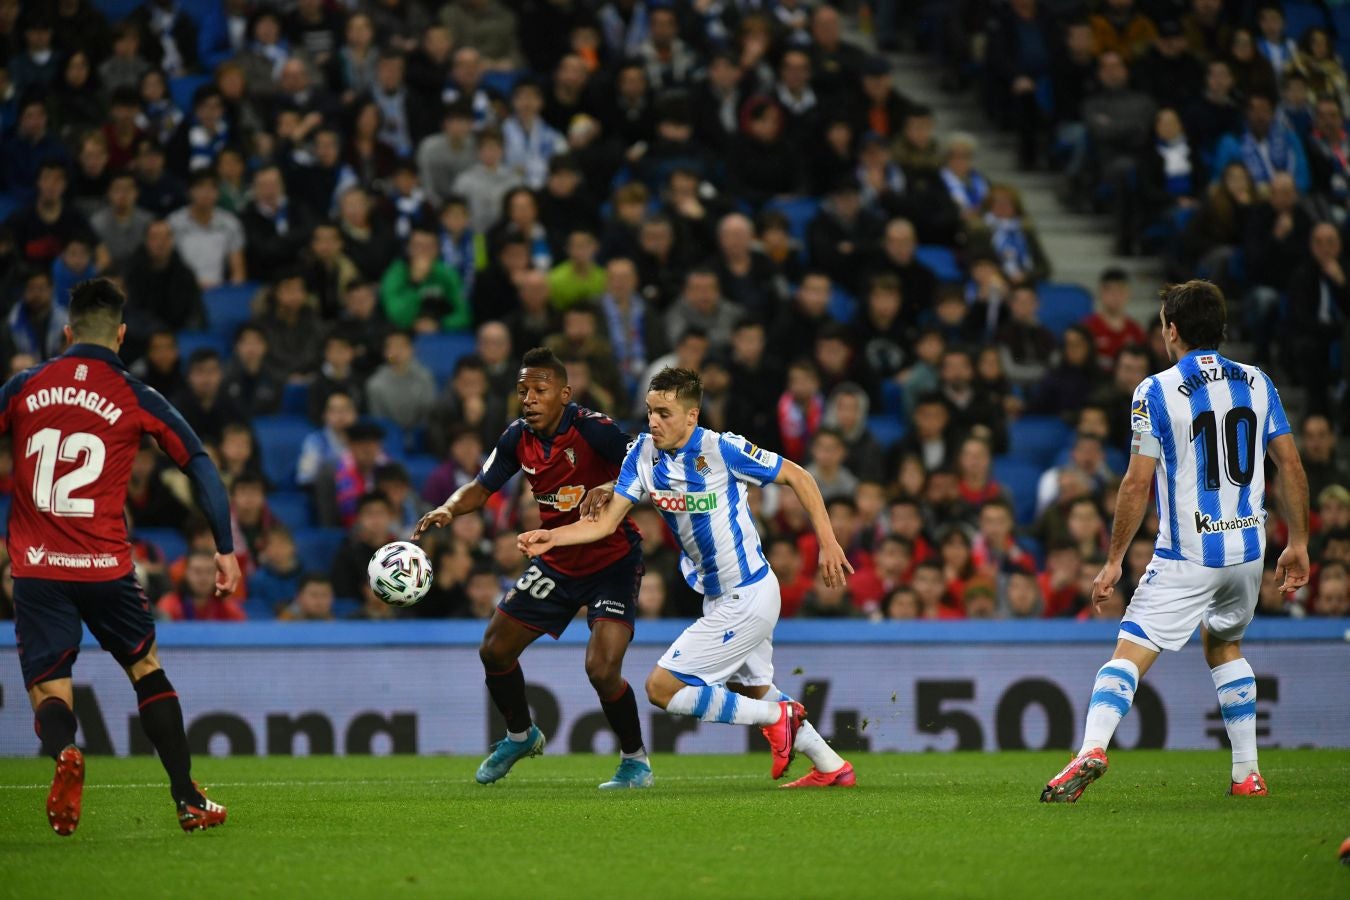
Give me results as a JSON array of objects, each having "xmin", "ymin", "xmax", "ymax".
[
  {"xmin": 780, "ymin": 761, "xmax": 857, "ymax": 788},
  {"xmin": 47, "ymin": 745, "xmax": 85, "ymax": 837},
  {"xmin": 178, "ymin": 782, "xmax": 228, "ymax": 832},
  {"xmin": 1228, "ymin": 773, "xmax": 1268, "ymax": 796},
  {"xmin": 1040, "ymin": 748, "xmax": 1108, "ymax": 803},
  {"xmin": 761, "ymin": 701, "xmax": 806, "ymax": 780}
]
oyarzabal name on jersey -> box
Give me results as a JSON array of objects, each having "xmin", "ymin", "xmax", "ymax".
[
  {"xmin": 651, "ymin": 490, "xmax": 719, "ymax": 512},
  {"xmin": 1176, "ymin": 365, "xmax": 1256, "ymax": 397},
  {"xmin": 24, "ymin": 386, "xmax": 123, "ymax": 424},
  {"xmin": 1194, "ymin": 511, "xmax": 1262, "ymax": 534}
]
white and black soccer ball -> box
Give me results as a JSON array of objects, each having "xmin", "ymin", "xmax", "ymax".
[{"xmin": 367, "ymin": 541, "xmax": 433, "ymax": 608}]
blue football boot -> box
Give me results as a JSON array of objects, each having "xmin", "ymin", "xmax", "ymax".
[
  {"xmin": 598, "ymin": 757, "xmax": 654, "ymax": 790},
  {"xmin": 475, "ymin": 725, "xmax": 546, "ymax": 784}
]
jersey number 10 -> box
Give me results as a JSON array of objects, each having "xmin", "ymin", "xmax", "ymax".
[
  {"xmin": 25, "ymin": 427, "xmax": 106, "ymax": 518},
  {"xmin": 1191, "ymin": 407, "xmax": 1257, "ymax": 491}
]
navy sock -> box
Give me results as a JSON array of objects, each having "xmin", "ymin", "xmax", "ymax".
[
  {"xmin": 599, "ymin": 682, "xmax": 645, "ymax": 755},
  {"xmin": 485, "ymin": 662, "xmax": 533, "ymax": 734},
  {"xmin": 35, "ymin": 697, "xmax": 77, "ymax": 761},
  {"xmin": 134, "ymin": 670, "xmax": 195, "ymax": 801}
]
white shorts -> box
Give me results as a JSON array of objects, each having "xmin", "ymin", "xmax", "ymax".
[
  {"xmin": 1120, "ymin": 554, "xmax": 1262, "ymax": 652},
  {"xmin": 657, "ymin": 570, "xmax": 782, "ymax": 687}
]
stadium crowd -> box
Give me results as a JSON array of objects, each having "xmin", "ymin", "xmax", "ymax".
[{"xmin": 0, "ymin": 0, "xmax": 1347, "ymax": 624}]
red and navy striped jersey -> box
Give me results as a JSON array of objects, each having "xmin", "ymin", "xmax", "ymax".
[
  {"xmin": 477, "ymin": 404, "xmax": 640, "ymax": 576},
  {"xmin": 0, "ymin": 344, "xmax": 233, "ymax": 581}
]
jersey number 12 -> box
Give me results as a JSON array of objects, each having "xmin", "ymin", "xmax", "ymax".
[
  {"xmin": 25, "ymin": 428, "xmax": 106, "ymax": 518},
  {"xmin": 1191, "ymin": 407, "xmax": 1257, "ymax": 490}
]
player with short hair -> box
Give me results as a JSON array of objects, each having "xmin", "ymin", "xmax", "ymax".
[
  {"xmin": 413, "ymin": 347, "xmax": 651, "ymax": 789},
  {"xmin": 1, "ymin": 278, "xmax": 238, "ymax": 834},
  {"xmin": 519, "ymin": 367, "xmax": 859, "ymax": 787},
  {"xmin": 1041, "ymin": 280, "xmax": 1310, "ymax": 802}
]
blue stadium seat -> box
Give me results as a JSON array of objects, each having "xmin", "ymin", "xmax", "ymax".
[
  {"xmin": 365, "ymin": 416, "xmax": 407, "ymax": 460},
  {"xmin": 992, "ymin": 457, "xmax": 1044, "ymax": 526},
  {"xmin": 203, "ymin": 282, "xmax": 259, "ymax": 338},
  {"xmin": 0, "ymin": 493, "xmax": 10, "ymax": 538},
  {"xmin": 915, "ymin": 245, "xmax": 962, "ymax": 283},
  {"xmin": 481, "ymin": 70, "xmax": 524, "ymax": 98},
  {"xmin": 281, "ymin": 381, "xmax": 311, "ymax": 418},
  {"xmin": 0, "ymin": 191, "xmax": 22, "ymax": 224},
  {"xmin": 169, "ymin": 74, "xmax": 212, "ymax": 113},
  {"xmin": 136, "ymin": 527, "xmax": 188, "ymax": 564},
  {"xmin": 880, "ymin": 380, "xmax": 904, "ymax": 416},
  {"xmin": 93, "ymin": 0, "xmax": 142, "ymax": 21},
  {"xmin": 763, "ymin": 196, "xmax": 821, "ymax": 245},
  {"xmin": 414, "ymin": 332, "xmax": 477, "ymax": 385},
  {"xmin": 1008, "ymin": 416, "xmax": 1072, "ymax": 468},
  {"xmin": 332, "ymin": 597, "xmax": 361, "ymax": 618},
  {"xmin": 268, "ymin": 491, "xmax": 313, "ymax": 531},
  {"xmin": 828, "ymin": 287, "xmax": 858, "ymax": 325},
  {"xmin": 403, "ymin": 454, "xmax": 441, "ymax": 489},
  {"xmin": 1283, "ymin": 1, "xmax": 1329, "ymax": 40},
  {"xmin": 292, "ymin": 528, "xmax": 346, "ymax": 572},
  {"xmin": 253, "ymin": 415, "xmax": 314, "ymax": 489},
  {"xmin": 175, "ymin": 330, "xmax": 229, "ymax": 360},
  {"xmin": 866, "ymin": 414, "xmax": 906, "ymax": 449},
  {"xmin": 1037, "ymin": 282, "xmax": 1093, "ymax": 337}
]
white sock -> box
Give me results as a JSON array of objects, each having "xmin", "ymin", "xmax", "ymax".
[
  {"xmin": 666, "ymin": 685, "xmax": 781, "ymax": 726},
  {"xmin": 1211, "ymin": 659, "xmax": 1259, "ymax": 782},
  {"xmin": 620, "ymin": 748, "xmax": 649, "ymax": 765},
  {"xmin": 507, "ymin": 729, "xmax": 530, "ymax": 742},
  {"xmin": 770, "ymin": 684, "xmax": 845, "ymax": 773},
  {"xmin": 1078, "ymin": 659, "xmax": 1139, "ymax": 755}
]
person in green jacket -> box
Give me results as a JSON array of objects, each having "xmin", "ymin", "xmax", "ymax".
[
  {"xmin": 380, "ymin": 226, "xmax": 470, "ymax": 331},
  {"xmin": 547, "ymin": 227, "xmax": 606, "ymax": 310}
]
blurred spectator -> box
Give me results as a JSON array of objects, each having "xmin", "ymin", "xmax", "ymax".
[
  {"xmin": 777, "ymin": 359, "xmax": 824, "ymax": 462},
  {"xmin": 799, "ymin": 567, "xmax": 860, "ymax": 618},
  {"xmin": 367, "ymin": 330, "xmax": 436, "ymax": 432},
  {"xmin": 91, "ymin": 173, "xmax": 155, "ymax": 270},
  {"xmin": 465, "ymin": 563, "xmax": 503, "ymax": 618},
  {"xmin": 173, "ymin": 348, "xmax": 246, "ymax": 447},
  {"xmin": 168, "ymin": 170, "xmax": 246, "ymax": 289},
  {"xmin": 241, "ymin": 165, "xmax": 315, "ymax": 278},
  {"xmin": 0, "ymin": 98, "xmax": 71, "ymax": 204},
  {"xmin": 869, "ymin": 218, "xmax": 937, "ymax": 327},
  {"xmin": 665, "ymin": 268, "xmax": 741, "ymax": 351},
  {"xmin": 453, "ymin": 128, "xmax": 522, "ymax": 233},
  {"xmin": 1090, "ymin": 0, "xmax": 1157, "ymax": 62},
  {"xmin": 419, "ymin": 105, "xmax": 479, "ymax": 208},
  {"xmin": 157, "ymin": 551, "xmax": 246, "ymax": 622},
  {"xmin": 1301, "ymin": 414, "xmax": 1350, "ymax": 498},
  {"xmin": 124, "ymin": 219, "xmax": 204, "ymax": 334},
  {"xmin": 228, "ymin": 472, "xmax": 274, "ymax": 572},
  {"xmin": 279, "ymin": 574, "xmax": 337, "ymax": 621},
  {"xmin": 381, "ymin": 226, "xmax": 469, "ymax": 331},
  {"xmin": 298, "ymin": 391, "xmax": 357, "ymax": 489},
  {"xmin": 1082, "ymin": 268, "xmax": 1146, "ymax": 370},
  {"xmin": 327, "ymin": 422, "xmax": 390, "ymax": 527},
  {"xmin": 1213, "ymin": 92, "xmax": 1309, "ymax": 193},
  {"xmin": 548, "ymin": 228, "xmax": 606, "ymax": 309},
  {"xmin": 130, "ymin": 329, "xmax": 182, "ymax": 398},
  {"xmin": 6, "ymin": 269, "xmax": 68, "ymax": 361},
  {"xmin": 824, "ymin": 383, "xmax": 885, "ymax": 483},
  {"xmin": 1286, "ymin": 223, "xmax": 1349, "ymax": 418},
  {"xmin": 412, "ymin": 541, "xmax": 473, "ymax": 619},
  {"xmin": 223, "ymin": 324, "xmax": 284, "ymax": 419},
  {"xmin": 256, "ymin": 271, "xmax": 324, "ymax": 380},
  {"xmin": 331, "ymin": 492, "xmax": 397, "ymax": 599}
]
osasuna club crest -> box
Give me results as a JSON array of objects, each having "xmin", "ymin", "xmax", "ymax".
[{"xmin": 564, "ymin": 447, "xmax": 576, "ymax": 466}]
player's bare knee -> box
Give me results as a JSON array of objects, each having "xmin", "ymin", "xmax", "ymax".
[
  {"xmin": 28, "ymin": 678, "xmax": 74, "ymax": 711},
  {"xmin": 126, "ymin": 647, "xmax": 162, "ymax": 683},
  {"xmin": 585, "ymin": 656, "xmax": 622, "ymax": 696},
  {"xmin": 478, "ymin": 638, "xmax": 516, "ymax": 674},
  {"xmin": 644, "ymin": 671, "xmax": 673, "ymax": 709}
]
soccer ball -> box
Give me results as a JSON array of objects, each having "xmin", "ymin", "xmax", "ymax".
[{"xmin": 367, "ymin": 541, "xmax": 433, "ymax": 607}]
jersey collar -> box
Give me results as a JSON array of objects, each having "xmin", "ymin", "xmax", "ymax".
[{"xmin": 64, "ymin": 343, "xmax": 127, "ymax": 370}]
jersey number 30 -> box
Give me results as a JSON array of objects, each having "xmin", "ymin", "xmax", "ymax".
[
  {"xmin": 1191, "ymin": 407, "xmax": 1257, "ymax": 490},
  {"xmin": 25, "ymin": 428, "xmax": 106, "ymax": 518}
]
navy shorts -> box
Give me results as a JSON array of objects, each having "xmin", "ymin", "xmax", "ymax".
[
  {"xmin": 498, "ymin": 546, "xmax": 643, "ymax": 639},
  {"xmin": 13, "ymin": 574, "xmax": 157, "ymax": 689}
]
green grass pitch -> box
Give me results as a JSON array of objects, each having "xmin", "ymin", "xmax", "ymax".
[{"xmin": 0, "ymin": 751, "xmax": 1347, "ymax": 899}]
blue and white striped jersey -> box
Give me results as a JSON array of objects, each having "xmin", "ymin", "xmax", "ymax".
[
  {"xmin": 615, "ymin": 427, "xmax": 784, "ymax": 595},
  {"xmin": 1131, "ymin": 349, "xmax": 1291, "ymax": 568}
]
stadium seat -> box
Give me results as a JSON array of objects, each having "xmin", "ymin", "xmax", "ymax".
[
  {"xmin": 0, "ymin": 493, "xmax": 9, "ymax": 538},
  {"xmin": 136, "ymin": 527, "xmax": 188, "ymax": 564},
  {"xmin": 365, "ymin": 416, "xmax": 407, "ymax": 460},
  {"xmin": 281, "ymin": 381, "xmax": 311, "ymax": 418},
  {"xmin": 413, "ymin": 332, "xmax": 477, "ymax": 385},
  {"xmin": 481, "ymin": 70, "xmax": 524, "ymax": 98},
  {"xmin": 880, "ymin": 380, "xmax": 904, "ymax": 416},
  {"xmin": 0, "ymin": 192, "xmax": 22, "ymax": 224},
  {"xmin": 866, "ymin": 414, "xmax": 906, "ymax": 450},
  {"xmin": 763, "ymin": 197, "xmax": 821, "ymax": 245},
  {"xmin": 268, "ymin": 491, "xmax": 314, "ymax": 531},
  {"xmin": 93, "ymin": 0, "xmax": 142, "ymax": 21},
  {"xmin": 1037, "ymin": 282, "xmax": 1093, "ymax": 337},
  {"xmin": 253, "ymin": 415, "xmax": 314, "ymax": 489},
  {"xmin": 175, "ymin": 330, "xmax": 229, "ymax": 361},
  {"xmin": 291, "ymin": 528, "xmax": 346, "ymax": 571},
  {"xmin": 915, "ymin": 245, "xmax": 962, "ymax": 283},
  {"xmin": 169, "ymin": 74, "xmax": 212, "ymax": 113},
  {"xmin": 203, "ymin": 282, "xmax": 259, "ymax": 339},
  {"xmin": 992, "ymin": 457, "xmax": 1043, "ymax": 526},
  {"xmin": 1282, "ymin": 1, "xmax": 1329, "ymax": 40},
  {"xmin": 333, "ymin": 597, "xmax": 361, "ymax": 618},
  {"xmin": 403, "ymin": 454, "xmax": 441, "ymax": 489},
  {"xmin": 1008, "ymin": 416, "xmax": 1072, "ymax": 469},
  {"xmin": 828, "ymin": 287, "xmax": 858, "ymax": 325}
]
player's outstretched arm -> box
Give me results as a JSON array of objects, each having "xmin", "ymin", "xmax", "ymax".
[
  {"xmin": 1268, "ymin": 433, "xmax": 1311, "ymax": 592},
  {"xmin": 518, "ymin": 493, "xmax": 635, "ymax": 557},
  {"xmin": 412, "ymin": 481, "xmax": 492, "ymax": 540},
  {"xmin": 1094, "ymin": 453, "xmax": 1154, "ymax": 610},
  {"xmin": 578, "ymin": 481, "xmax": 617, "ymax": 520},
  {"xmin": 775, "ymin": 459, "xmax": 854, "ymax": 587}
]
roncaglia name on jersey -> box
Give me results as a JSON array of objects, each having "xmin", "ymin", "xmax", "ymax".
[
  {"xmin": 24, "ymin": 386, "xmax": 124, "ymax": 425},
  {"xmin": 1176, "ymin": 361, "xmax": 1257, "ymax": 397}
]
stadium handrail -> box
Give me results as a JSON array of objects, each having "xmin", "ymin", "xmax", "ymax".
[{"xmin": 4, "ymin": 619, "xmax": 1346, "ymax": 649}]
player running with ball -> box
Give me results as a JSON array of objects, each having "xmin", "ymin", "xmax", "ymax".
[
  {"xmin": 1041, "ymin": 281, "xmax": 1310, "ymax": 803},
  {"xmin": 1, "ymin": 279, "xmax": 236, "ymax": 834},
  {"xmin": 520, "ymin": 367, "xmax": 858, "ymax": 787},
  {"xmin": 414, "ymin": 348, "xmax": 651, "ymax": 790}
]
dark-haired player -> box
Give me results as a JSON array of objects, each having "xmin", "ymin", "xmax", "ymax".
[
  {"xmin": 413, "ymin": 348, "xmax": 650, "ymax": 789},
  {"xmin": 0, "ymin": 279, "xmax": 237, "ymax": 835},
  {"xmin": 519, "ymin": 367, "xmax": 859, "ymax": 787},
  {"xmin": 1041, "ymin": 280, "xmax": 1310, "ymax": 803}
]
